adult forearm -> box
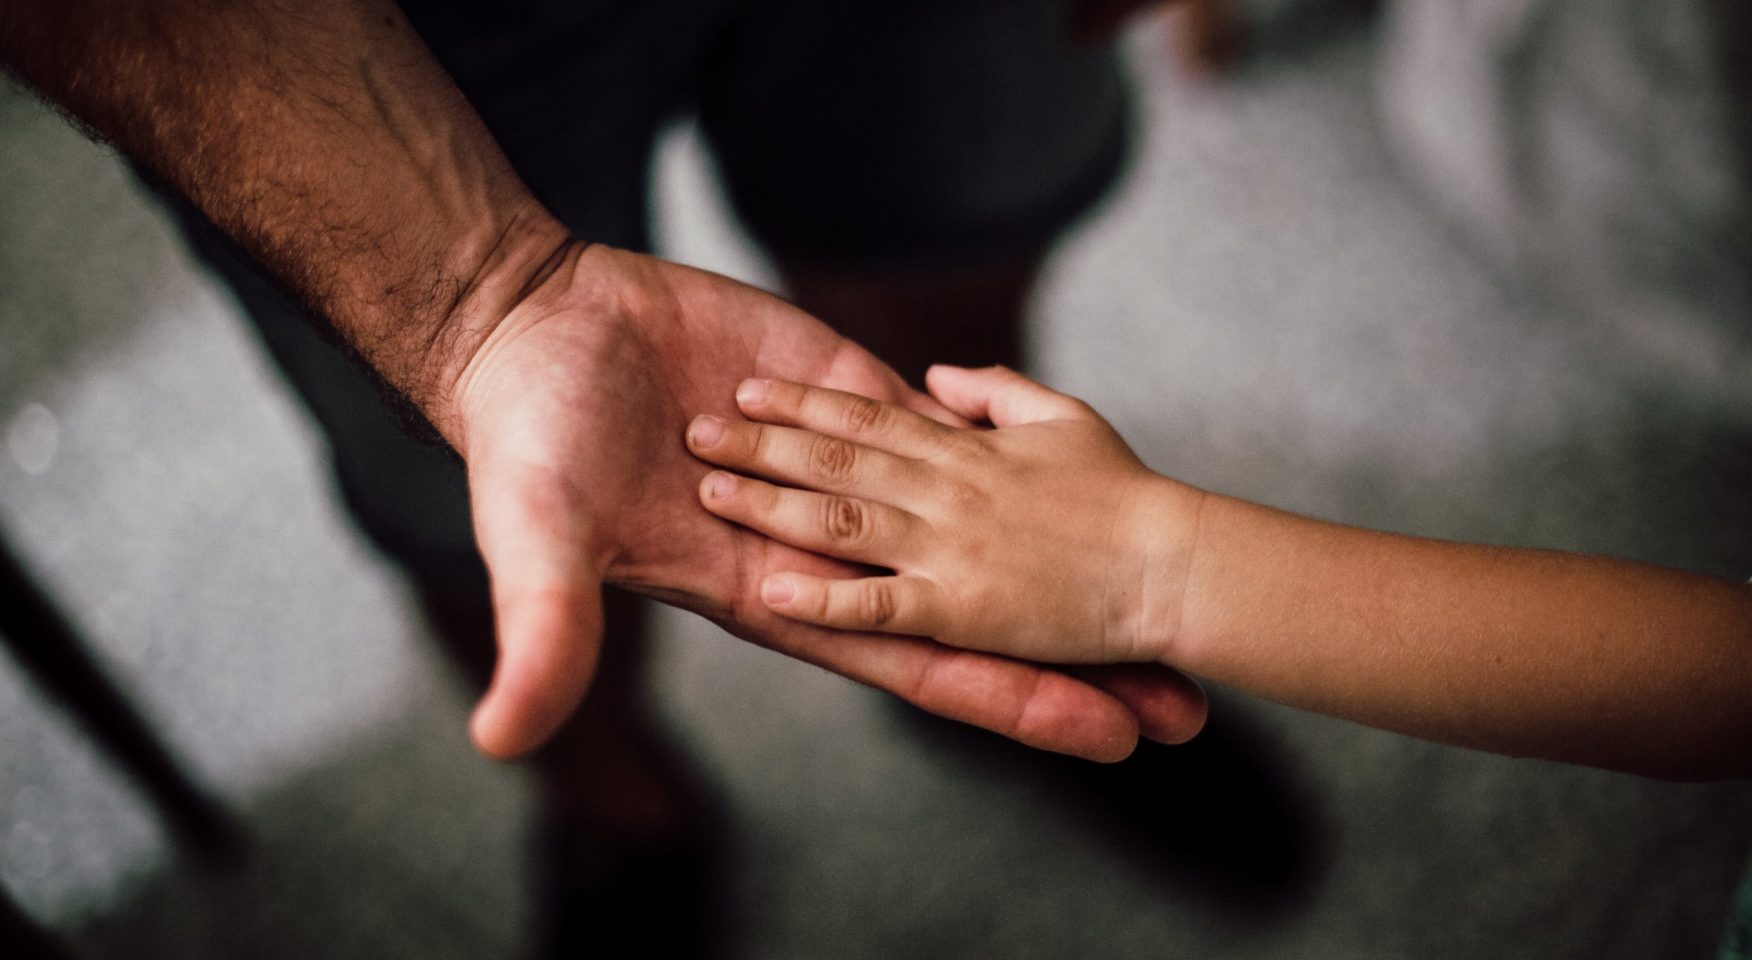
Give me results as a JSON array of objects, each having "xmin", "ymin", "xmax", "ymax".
[
  {"xmin": 1167, "ymin": 492, "xmax": 1752, "ymax": 779},
  {"xmin": 0, "ymin": 0, "xmax": 568, "ymax": 438}
]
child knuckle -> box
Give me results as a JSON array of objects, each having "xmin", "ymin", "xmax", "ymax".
[
  {"xmin": 841, "ymin": 395, "xmax": 887, "ymax": 436},
  {"xmin": 937, "ymin": 429, "xmax": 987, "ymax": 464},
  {"xmin": 811, "ymin": 585, "xmax": 835, "ymax": 619},
  {"xmin": 808, "ymin": 435, "xmax": 858, "ymax": 483},
  {"xmin": 822, "ymin": 496, "xmax": 868, "ymax": 543},
  {"xmin": 938, "ymin": 476, "xmax": 984, "ymax": 512},
  {"xmin": 860, "ymin": 580, "xmax": 899, "ymax": 626},
  {"xmin": 747, "ymin": 423, "xmax": 775, "ymax": 462}
]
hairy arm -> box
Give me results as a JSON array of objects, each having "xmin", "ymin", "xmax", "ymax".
[{"xmin": 0, "ymin": 0, "xmax": 566, "ymax": 437}]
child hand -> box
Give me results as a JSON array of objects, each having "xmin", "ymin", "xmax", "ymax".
[{"xmin": 684, "ymin": 365, "xmax": 1206, "ymax": 665}]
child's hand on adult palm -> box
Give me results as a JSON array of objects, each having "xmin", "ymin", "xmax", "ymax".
[{"xmin": 686, "ymin": 366, "xmax": 1208, "ymax": 669}]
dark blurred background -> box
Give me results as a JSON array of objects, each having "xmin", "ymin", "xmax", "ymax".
[{"xmin": 3, "ymin": 0, "xmax": 1751, "ymax": 957}]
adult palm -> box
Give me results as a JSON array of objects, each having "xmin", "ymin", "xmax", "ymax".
[{"xmin": 450, "ymin": 244, "xmax": 1207, "ymax": 760}]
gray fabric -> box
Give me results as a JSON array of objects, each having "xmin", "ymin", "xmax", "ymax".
[{"xmin": 1377, "ymin": 0, "xmax": 1752, "ymax": 395}]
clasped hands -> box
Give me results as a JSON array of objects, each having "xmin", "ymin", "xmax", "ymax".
[{"xmin": 443, "ymin": 243, "xmax": 1207, "ymax": 763}]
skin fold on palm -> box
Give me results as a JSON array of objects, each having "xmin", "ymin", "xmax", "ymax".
[{"xmin": 449, "ymin": 245, "xmax": 1208, "ymax": 762}]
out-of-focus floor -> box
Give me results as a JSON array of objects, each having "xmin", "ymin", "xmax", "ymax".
[{"xmin": 4, "ymin": 13, "xmax": 1751, "ymax": 960}]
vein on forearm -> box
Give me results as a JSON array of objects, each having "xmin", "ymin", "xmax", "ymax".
[{"xmin": 1, "ymin": 0, "xmax": 564, "ymax": 427}]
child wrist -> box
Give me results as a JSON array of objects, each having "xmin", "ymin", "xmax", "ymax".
[{"xmin": 1125, "ymin": 474, "xmax": 1208, "ymax": 667}]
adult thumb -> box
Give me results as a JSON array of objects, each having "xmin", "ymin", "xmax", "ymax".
[{"xmin": 464, "ymin": 463, "xmax": 607, "ymax": 760}]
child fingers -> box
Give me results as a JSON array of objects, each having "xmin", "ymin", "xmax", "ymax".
[
  {"xmin": 687, "ymin": 414, "xmax": 925, "ymax": 499},
  {"xmin": 759, "ymin": 573, "xmax": 944, "ymax": 636},
  {"xmin": 924, "ymin": 365, "xmax": 1097, "ymax": 427},
  {"xmin": 699, "ymin": 471, "xmax": 920, "ymax": 566},
  {"xmin": 734, "ymin": 378, "xmax": 955, "ymax": 459}
]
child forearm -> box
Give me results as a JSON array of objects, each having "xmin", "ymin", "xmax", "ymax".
[
  {"xmin": 1164, "ymin": 489, "xmax": 1752, "ymax": 779},
  {"xmin": 683, "ymin": 370, "xmax": 1752, "ymax": 776}
]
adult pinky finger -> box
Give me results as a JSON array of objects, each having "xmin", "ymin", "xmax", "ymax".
[{"xmin": 761, "ymin": 573, "xmax": 944, "ymax": 636}]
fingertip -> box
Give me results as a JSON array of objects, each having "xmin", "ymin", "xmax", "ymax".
[
  {"xmin": 1014, "ymin": 670, "xmax": 1142, "ymax": 762},
  {"xmin": 1069, "ymin": 715, "xmax": 1140, "ymax": 765},
  {"xmin": 761, "ymin": 573, "xmax": 796, "ymax": 607},
  {"xmin": 686, "ymin": 414, "xmax": 726, "ymax": 450},
  {"xmin": 923, "ymin": 364, "xmax": 967, "ymax": 387},
  {"xmin": 1086, "ymin": 664, "xmax": 1210, "ymax": 746},
  {"xmin": 468, "ymin": 701, "xmax": 532, "ymax": 761},
  {"xmin": 735, "ymin": 377, "xmax": 773, "ymax": 409},
  {"xmin": 467, "ymin": 582, "xmax": 603, "ymax": 763},
  {"xmin": 468, "ymin": 670, "xmax": 568, "ymax": 761},
  {"xmin": 1140, "ymin": 673, "xmax": 1208, "ymax": 746},
  {"xmin": 923, "ymin": 366, "xmax": 984, "ymax": 423},
  {"xmin": 699, "ymin": 470, "xmax": 737, "ymax": 504},
  {"xmin": 1092, "ymin": 731, "xmax": 1141, "ymax": 764},
  {"xmin": 1145, "ymin": 682, "xmax": 1209, "ymax": 745},
  {"xmin": 467, "ymin": 667, "xmax": 576, "ymax": 762}
]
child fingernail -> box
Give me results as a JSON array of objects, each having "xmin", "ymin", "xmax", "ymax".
[
  {"xmin": 762, "ymin": 576, "xmax": 795, "ymax": 605},
  {"xmin": 689, "ymin": 415, "xmax": 725, "ymax": 447},
  {"xmin": 737, "ymin": 378, "xmax": 771, "ymax": 406},
  {"xmin": 704, "ymin": 471, "xmax": 737, "ymax": 500}
]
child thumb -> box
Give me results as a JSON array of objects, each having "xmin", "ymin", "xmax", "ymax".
[{"xmin": 924, "ymin": 364, "xmax": 1094, "ymax": 427}]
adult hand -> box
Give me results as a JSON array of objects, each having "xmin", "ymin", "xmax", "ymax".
[
  {"xmin": 0, "ymin": 0, "xmax": 1204, "ymax": 764},
  {"xmin": 444, "ymin": 243, "xmax": 1208, "ymax": 761}
]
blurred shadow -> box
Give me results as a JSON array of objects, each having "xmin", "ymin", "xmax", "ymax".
[
  {"xmin": 1222, "ymin": 0, "xmax": 1383, "ymax": 80},
  {"xmin": 2, "ymin": 884, "xmax": 74, "ymax": 960},
  {"xmin": 0, "ymin": 528, "xmax": 243, "ymax": 865},
  {"xmin": 900, "ymin": 689, "xmax": 1328, "ymax": 923},
  {"xmin": 55, "ymin": 708, "xmax": 741, "ymax": 960},
  {"xmin": 521, "ymin": 738, "xmax": 741, "ymax": 960},
  {"xmin": 417, "ymin": 584, "xmax": 743, "ymax": 960},
  {"xmin": 61, "ymin": 721, "xmax": 530, "ymax": 960}
]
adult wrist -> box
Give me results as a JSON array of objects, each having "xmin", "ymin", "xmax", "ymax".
[{"xmin": 404, "ymin": 202, "xmax": 577, "ymax": 448}]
